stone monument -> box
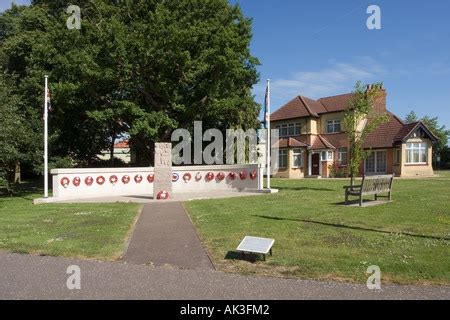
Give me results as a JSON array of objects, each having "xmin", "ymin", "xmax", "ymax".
[{"xmin": 153, "ymin": 142, "xmax": 173, "ymax": 200}]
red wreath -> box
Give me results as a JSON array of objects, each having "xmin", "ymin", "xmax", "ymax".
[
  {"xmin": 109, "ymin": 175, "xmax": 118, "ymax": 184},
  {"xmin": 205, "ymin": 172, "xmax": 215, "ymax": 181},
  {"xmin": 249, "ymin": 170, "xmax": 257, "ymax": 180},
  {"xmin": 195, "ymin": 172, "xmax": 202, "ymax": 181},
  {"xmin": 183, "ymin": 173, "xmax": 192, "ymax": 182},
  {"xmin": 228, "ymin": 172, "xmax": 237, "ymax": 180},
  {"xmin": 122, "ymin": 175, "xmax": 130, "ymax": 184},
  {"xmin": 134, "ymin": 174, "xmax": 143, "ymax": 183},
  {"xmin": 216, "ymin": 172, "xmax": 225, "ymax": 181},
  {"xmin": 60, "ymin": 177, "xmax": 70, "ymax": 188},
  {"xmin": 96, "ymin": 176, "xmax": 105, "ymax": 185},
  {"xmin": 157, "ymin": 190, "xmax": 169, "ymax": 200},
  {"xmin": 85, "ymin": 176, "xmax": 94, "ymax": 186},
  {"xmin": 73, "ymin": 176, "xmax": 81, "ymax": 187},
  {"xmin": 147, "ymin": 174, "xmax": 154, "ymax": 183},
  {"xmin": 239, "ymin": 170, "xmax": 247, "ymax": 180}
]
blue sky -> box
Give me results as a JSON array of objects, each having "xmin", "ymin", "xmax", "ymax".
[
  {"xmin": 2, "ymin": 0, "xmax": 450, "ymax": 129},
  {"xmin": 233, "ymin": 0, "xmax": 450, "ymax": 129}
]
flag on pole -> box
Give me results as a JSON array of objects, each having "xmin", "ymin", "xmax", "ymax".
[
  {"xmin": 46, "ymin": 88, "xmax": 53, "ymax": 113},
  {"xmin": 263, "ymin": 83, "xmax": 270, "ymax": 128}
]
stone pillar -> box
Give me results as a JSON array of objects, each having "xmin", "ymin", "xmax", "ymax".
[{"xmin": 153, "ymin": 143, "xmax": 172, "ymax": 199}]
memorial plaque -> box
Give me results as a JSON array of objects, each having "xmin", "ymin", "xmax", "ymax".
[
  {"xmin": 236, "ymin": 236, "xmax": 275, "ymax": 260},
  {"xmin": 153, "ymin": 143, "xmax": 172, "ymax": 199}
]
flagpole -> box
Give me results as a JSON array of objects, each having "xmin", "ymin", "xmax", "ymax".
[
  {"xmin": 44, "ymin": 75, "xmax": 49, "ymax": 198},
  {"xmin": 266, "ymin": 79, "xmax": 271, "ymax": 190}
]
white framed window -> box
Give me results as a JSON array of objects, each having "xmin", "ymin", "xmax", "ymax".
[
  {"xmin": 292, "ymin": 149, "xmax": 303, "ymax": 168},
  {"xmin": 321, "ymin": 150, "xmax": 334, "ymax": 161},
  {"xmin": 326, "ymin": 120, "xmax": 341, "ymax": 133},
  {"xmin": 338, "ymin": 147, "xmax": 348, "ymax": 165},
  {"xmin": 406, "ymin": 143, "xmax": 427, "ymax": 164},
  {"xmin": 277, "ymin": 123, "xmax": 301, "ymax": 137},
  {"xmin": 279, "ymin": 149, "xmax": 288, "ymax": 168}
]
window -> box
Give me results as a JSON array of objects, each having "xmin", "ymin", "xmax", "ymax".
[
  {"xmin": 406, "ymin": 143, "xmax": 427, "ymax": 164},
  {"xmin": 292, "ymin": 149, "xmax": 303, "ymax": 168},
  {"xmin": 326, "ymin": 120, "xmax": 341, "ymax": 133},
  {"xmin": 365, "ymin": 151, "xmax": 387, "ymax": 173},
  {"xmin": 278, "ymin": 123, "xmax": 301, "ymax": 137},
  {"xmin": 278, "ymin": 150, "xmax": 288, "ymax": 168},
  {"xmin": 394, "ymin": 148, "xmax": 401, "ymax": 165},
  {"xmin": 294, "ymin": 123, "xmax": 301, "ymax": 135},
  {"xmin": 338, "ymin": 147, "xmax": 348, "ymax": 165},
  {"xmin": 321, "ymin": 150, "xmax": 334, "ymax": 161}
]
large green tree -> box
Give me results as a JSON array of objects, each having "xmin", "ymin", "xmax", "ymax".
[
  {"xmin": 0, "ymin": 0, "xmax": 260, "ymax": 166},
  {"xmin": 405, "ymin": 111, "xmax": 449, "ymax": 169}
]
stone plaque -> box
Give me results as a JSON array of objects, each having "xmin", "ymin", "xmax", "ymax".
[{"xmin": 153, "ymin": 143, "xmax": 172, "ymax": 199}]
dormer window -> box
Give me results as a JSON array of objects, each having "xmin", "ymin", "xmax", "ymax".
[{"xmin": 327, "ymin": 120, "xmax": 341, "ymax": 133}]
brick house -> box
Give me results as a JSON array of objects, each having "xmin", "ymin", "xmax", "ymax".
[{"xmin": 271, "ymin": 86, "xmax": 438, "ymax": 178}]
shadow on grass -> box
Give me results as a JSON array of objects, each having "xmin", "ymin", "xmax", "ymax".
[
  {"xmin": 225, "ymin": 251, "xmax": 262, "ymax": 263},
  {"xmin": 0, "ymin": 181, "xmax": 43, "ymax": 201},
  {"xmin": 253, "ymin": 215, "xmax": 450, "ymax": 241},
  {"xmin": 275, "ymin": 186, "xmax": 335, "ymax": 192}
]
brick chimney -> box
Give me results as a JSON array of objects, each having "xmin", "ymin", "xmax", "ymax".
[{"xmin": 367, "ymin": 84, "xmax": 387, "ymax": 116}]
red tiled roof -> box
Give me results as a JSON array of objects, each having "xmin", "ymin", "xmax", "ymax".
[
  {"xmin": 319, "ymin": 133, "xmax": 349, "ymax": 149},
  {"xmin": 363, "ymin": 113, "xmax": 405, "ymax": 148},
  {"xmin": 271, "ymin": 96, "xmax": 311, "ymax": 121},
  {"xmin": 318, "ymin": 93, "xmax": 353, "ymax": 113},
  {"xmin": 114, "ymin": 140, "xmax": 129, "ymax": 148},
  {"xmin": 308, "ymin": 135, "xmax": 336, "ymax": 150},
  {"xmin": 275, "ymin": 136, "xmax": 309, "ymax": 148}
]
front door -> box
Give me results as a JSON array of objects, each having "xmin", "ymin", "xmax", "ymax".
[{"xmin": 312, "ymin": 153, "xmax": 320, "ymax": 175}]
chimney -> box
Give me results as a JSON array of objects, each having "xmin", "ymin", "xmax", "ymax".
[{"xmin": 365, "ymin": 83, "xmax": 386, "ymax": 116}]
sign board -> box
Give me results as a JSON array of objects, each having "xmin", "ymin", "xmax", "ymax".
[{"xmin": 236, "ymin": 236, "xmax": 275, "ymax": 255}]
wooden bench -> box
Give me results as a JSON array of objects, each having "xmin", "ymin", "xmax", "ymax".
[{"xmin": 343, "ymin": 174, "xmax": 394, "ymax": 206}]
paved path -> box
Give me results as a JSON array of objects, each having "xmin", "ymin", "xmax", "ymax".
[
  {"xmin": 1, "ymin": 252, "xmax": 449, "ymax": 300},
  {"xmin": 122, "ymin": 202, "xmax": 214, "ymax": 270}
]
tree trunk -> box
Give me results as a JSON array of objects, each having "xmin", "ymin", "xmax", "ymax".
[{"xmin": 110, "ymin": 136, "xmax": 116, "ymax": 167}]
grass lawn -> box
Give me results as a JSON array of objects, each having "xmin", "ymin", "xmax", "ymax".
[
  {"xmin": 0, "ymin": 183, "xmax": 142, "ymax": 260},
  {"xmin": 185, "ymin": 171, "xmax": 450, "ymax": 285}
]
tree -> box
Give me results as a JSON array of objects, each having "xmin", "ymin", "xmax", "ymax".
[
  {"xmin": 0, "ymin": 73, "xmax": 40, "ymax": 193},
  {"xmin": 344, "ymin": 82, "xmax": 390, "ymax": 185},
  {"xmin": 405, "ymin": 111, "xmax": 450, "ymax": 169},
  {"xmin": 0, "ymin": 0, "xmax": 260, "ymax": 166}
]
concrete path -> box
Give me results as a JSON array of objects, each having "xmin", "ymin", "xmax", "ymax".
[
  {"xmin": 122, "ymin": 202, "xmax": 214, "ymax": 270},
  {"xmin": 1, "ymin": 252, "xmax": 449, "ymax": 300}
]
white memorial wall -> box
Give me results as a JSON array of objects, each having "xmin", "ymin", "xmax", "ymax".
[{"xmin": 51, "ymin": 164, "xmax": 261, "ymax": 200}]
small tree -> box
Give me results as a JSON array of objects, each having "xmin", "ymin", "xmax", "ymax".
[{"xmin": 344, "ymin": 81, "xmax": 389, "ymax": 186}]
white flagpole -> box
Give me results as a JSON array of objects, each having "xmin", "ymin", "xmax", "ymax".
[
  {"xmin": 266, "ymin": 79, "xmax": 271, "ymax": 190},
  {"xmin": 44, "ymin": 75, "xmax": 49, "ymax": 198}
]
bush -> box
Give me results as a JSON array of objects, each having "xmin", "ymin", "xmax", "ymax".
[{"xmin": 328, "ymin": 165, "xmax": 349, "ymax": 178}]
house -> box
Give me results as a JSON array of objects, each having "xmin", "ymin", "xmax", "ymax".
[
  {"xmin": 271, "ymin": 85, "xmax": 438, "ymax": 178},
  {"xmin": 98, "ymin": 139, "xmax": 133, "ymax": 164}
]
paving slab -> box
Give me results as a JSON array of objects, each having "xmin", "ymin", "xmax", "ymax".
[{"xmin": 122, "ymin": 202, "xmax": 214, "ymax": 270}]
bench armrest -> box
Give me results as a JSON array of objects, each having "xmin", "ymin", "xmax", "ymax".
[{"xmin": 343, "ymin": 185, "xmax": 362, "ymax": 190}]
